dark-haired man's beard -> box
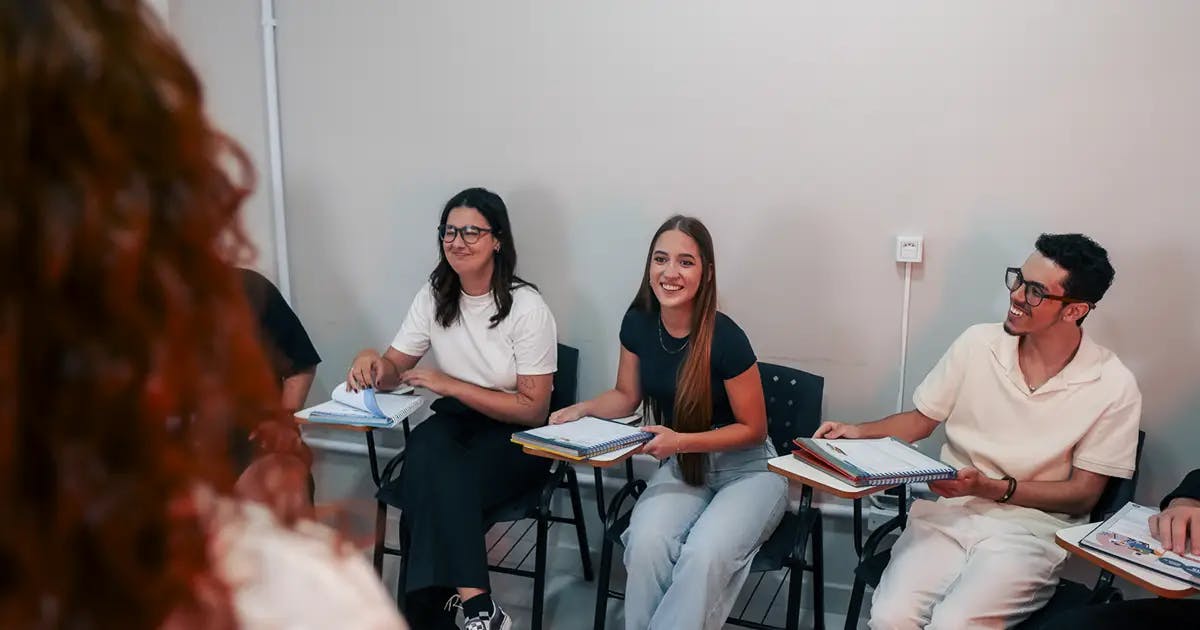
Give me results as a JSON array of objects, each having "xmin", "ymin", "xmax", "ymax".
[{"xmin": 1002, "ymin": 321, "xmax": 1027, "ymax": 336}]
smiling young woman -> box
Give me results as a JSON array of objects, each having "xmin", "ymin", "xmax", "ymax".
[
  {"xmin": 346, "ymin": 188, "xmax": 557, "ymax": 630},
  {"xmin": 549, "ymin": 215, "xmax": 788, "ymax": 630}
]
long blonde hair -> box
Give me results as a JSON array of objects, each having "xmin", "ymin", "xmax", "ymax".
[{"xmin": 630, "ymin": 215, "xmax": 718, "ymax": 485}]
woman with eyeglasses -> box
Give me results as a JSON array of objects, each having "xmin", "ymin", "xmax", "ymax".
[
  {"xmin": 347, "ymin": 188, "xmax": 557, "ymax": 630},
  {"xmin": 549, "ymin": 215, "xmax": 787, "ymax": 630}
]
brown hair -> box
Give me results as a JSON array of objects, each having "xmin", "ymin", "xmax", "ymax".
[
  {"xmin": 1, "ymin": 1, "xmax": 291, "ymax": 627},
  {"xmin": 430, "ymin": 188, "xmax": 535, "ymax": 328},
  {"xmin": 630, "ymin": 215, "xmax": 718, "ymax": 485}
]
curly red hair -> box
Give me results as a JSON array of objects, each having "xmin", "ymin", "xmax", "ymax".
[{"xmin": 1, "ymin": 1, "xmax": 290, "ymax": 626}]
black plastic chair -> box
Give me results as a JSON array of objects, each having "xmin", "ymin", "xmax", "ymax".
[
  {"xmin": 593, "ymin": 363, "xmax": 827, "ymax": 630},
  {"xmin": 378, "ymin": 343, "xmax": 593, "ymax": 630},
  {"xmin": 844, "ymin": 431, "xmax": 1147, "ymax": 630}
]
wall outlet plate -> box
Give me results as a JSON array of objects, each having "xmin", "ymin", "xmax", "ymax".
[{"xmin": 896, "ymin": 235, "xmax": 924, "ymax": 263}]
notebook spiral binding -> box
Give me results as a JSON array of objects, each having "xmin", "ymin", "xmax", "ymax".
[
  {"xmin": 867, "ymin": 470, "xmax": 956, "ymax": 484},
  {"xmin": 581, "ymin": 432, "xmax": 651, "ymax": 456}
]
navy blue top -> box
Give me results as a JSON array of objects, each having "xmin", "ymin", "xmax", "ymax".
[{"xmin": 619, "ymin": 308, "xmax": 757, "ymax": 429}]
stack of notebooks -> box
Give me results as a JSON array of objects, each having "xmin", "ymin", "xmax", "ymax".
[
  {"xmin": 791, "ymin": 436, "xmax": 958, "ymax": 487},
  {"xmin": 299, "ymin": 382, "xmax": 424, "ymax": 429},
  {"xmin": 512, "ymin": 415, "xmax": 647, "ymax": 460}
]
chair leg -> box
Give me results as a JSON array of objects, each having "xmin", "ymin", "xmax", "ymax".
[
  {"xmin": 532, "ymin": 514, "xmax": 549, "ymax": 630},
  {"xmin": 396, "ymin": 517, "xmax": 410, "ymax": 611},
  {"xmin": 566, "ymin": 467, "xmax": 594, "ymax": 581},
  {"xmin": 373, "ymin": 500, "xmax": 387, "ymax": 575},
  {"xmin": 812, "ymin": 516, "xmax": 825, "ymax": 630},
  {"xmin": 594, "ymin": 534, "xmax": 614, "ymax": 630},
  {"xmin": 844, "ymin": 576, "xmax": 867, "ymax": 630},
  {"xmin": 786, "ymin": 564, "xmax": 804, "ymax": 630}
]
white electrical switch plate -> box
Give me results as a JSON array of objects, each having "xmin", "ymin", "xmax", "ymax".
[{"xmin": 896, "ymin": 236, "xmax": 924, "ymax": 263}]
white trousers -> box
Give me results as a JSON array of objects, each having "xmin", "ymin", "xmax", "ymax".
[{"xmin": 868, "ymin": 498, "xmax": 1069, "ymax": 630}]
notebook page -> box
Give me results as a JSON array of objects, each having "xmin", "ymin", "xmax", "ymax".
[
  {"xmin": 329, "ymin": 382, "xmax": 415, "ymax": 416},
  {"xmin": 1099, "ymin": 503, "xmax": 1200, "ymax": 562},
  {"xmin": 820, "ymin": 438, "xmax": 947, "ymax": 476},
  {"xmin": 330, "ymin": 384, "xmax": 374, "ymax": 414},
  {"xmin": 1082, "ymin": 502, "xmax": 1200, "ymax": 586},
  {"xmin": 305, "ymin": 400, "xmax": 377, "ymax": 418},
  {"xmin": 523, "ymin": 417, "xmax": 644, "ymax": 448}
]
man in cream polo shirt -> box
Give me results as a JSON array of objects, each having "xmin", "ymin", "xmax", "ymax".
[{"xmin": 816, "ymin": 233, "xmax": 1141, "ymax": 629}]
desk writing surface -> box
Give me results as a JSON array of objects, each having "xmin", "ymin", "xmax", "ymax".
[
  {"xmin": 521, "ymin": 444, "xmax": 640, "ymax": 468},
  {"xmin": 293, "ymin": 408, "xmax": 372, "ymax": 433},
  {"xmin": 767, "ymin": 454, "xmax": 894, "ymax": 499},
  {"xmin": 1056, "ymin": 523, "xmax": 1198, "ymax": 598}
]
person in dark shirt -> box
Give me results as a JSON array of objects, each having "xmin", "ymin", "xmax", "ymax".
[
  {"xmin": 549, "ymin": 215, "xmax": 787, "ymax": 630},
  {"xmin": 234, "ymin": 268, "xmax": 321, "ymax": 511},
  {"xmin": 240, "ymin": 268, "xmax": 321, "ymax": 410},
  {"xmin": 1043, "ymin": 469, "xmax": 1200, "ymax": 627}
]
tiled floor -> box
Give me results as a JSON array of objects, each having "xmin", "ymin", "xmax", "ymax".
[
  {"xmin": 310, "ymin": 435, "xmax": 865, "ymax": 629},
  {"xmin": 371, "ymin": 498, "xmax": 859, "ymax": 630}
]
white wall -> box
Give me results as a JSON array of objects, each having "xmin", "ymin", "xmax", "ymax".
[
  {"xmin": 177, "ymin": 1, "xmax": 1200, "ymax": 505},
  {"xmin": 146, "ymin": 0, "xmax": 168, "ymax": 20},
  {"xmin": 167, "ymin": 0, "xmax": 278, "ymax": 281}
]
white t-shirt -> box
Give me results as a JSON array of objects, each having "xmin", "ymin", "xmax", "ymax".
[
  {"xmin": 390, "ymin": 283, "xmax": 557, "ymax": 392},
  {"xmin": 202, "ymin": 494, "xmax": 407, "ymax": 629},
  {"xmin": 913, "ymin": 323, "xmax": 1141, "ymax": 533}
]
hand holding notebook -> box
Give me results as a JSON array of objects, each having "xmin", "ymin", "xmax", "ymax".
[
  {"xmin": 513, "ymin": 415, "xmax": 646, "ymax": 460},
  {"xmin": 792, "ymin": 437, "xmax": 957, "ymax": 487}
]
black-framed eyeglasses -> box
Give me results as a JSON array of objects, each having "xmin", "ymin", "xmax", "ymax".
[
  {"xmin": 1004, "ymin": 267, "xmax": 1093, "ymax": 308},
  {"xmin": 438, "ymin": 224, "xmax": 494, "ymax": 245}
]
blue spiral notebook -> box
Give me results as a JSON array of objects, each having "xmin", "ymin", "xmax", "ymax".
[
  {"xmin": 792, "ymin": 437, "xmax": 957, "ymax": 487},
  {"xmin": 512, "ymin": 416, "xmax": 646, "ymax": 460}
]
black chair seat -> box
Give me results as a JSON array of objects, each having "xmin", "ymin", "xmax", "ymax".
[
  {"xmin": 1016, "ymin": 579, "xmax": 1101, "ymax": 629},
  {"xmin": 853, "ymin": 548, "xmax": 891, "ymax": 588}
]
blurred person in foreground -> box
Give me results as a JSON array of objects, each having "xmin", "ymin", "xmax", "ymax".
[{"xmin": 0, "ymin": 1, "xmax": 405, "ymax": 627}]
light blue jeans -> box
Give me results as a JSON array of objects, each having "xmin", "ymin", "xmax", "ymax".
[{"xmin": 621, "ymin": 439, "xmax": 788, "ymax": 630}]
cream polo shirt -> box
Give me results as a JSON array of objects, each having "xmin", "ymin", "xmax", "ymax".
[{"xmin": 912, "ymin": 323, "xmax": 1141, "ymax": 535}]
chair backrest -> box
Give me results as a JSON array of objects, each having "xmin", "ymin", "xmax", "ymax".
[
  {"xmin": 758, "ymin": 362, "xmax": 824, "ymax": 456},
  {"xmin": 549, "ymin": 343, "xmax": 580, "ymax": 413},
  {"xmin": 1090, "ymin": 430, "xmax": 1147, "ymax": 521}
]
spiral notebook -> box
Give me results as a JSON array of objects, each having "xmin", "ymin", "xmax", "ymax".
[
  {"xmin": 1080, "ymin": 502, "xmax": 1200, "ymax": 587},
  {"xmin": 299, "ymin": 382, "xmax": 423, "ymax": 429},
  {"xmin": 792, "ymin": 437, "xmax": 957, "ymax": 487},
  {"xmin": 512, "ymin": 415, "xmax": 647, "ymax": 460}
]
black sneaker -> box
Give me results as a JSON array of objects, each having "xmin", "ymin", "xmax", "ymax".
[{"xmin": 462, "ymin": 602, "xmax": 512, "ymax": 630}]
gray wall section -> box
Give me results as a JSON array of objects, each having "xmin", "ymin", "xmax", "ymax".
[
  {"xmin": 168, "ymin": 0, "xmax": 278, "ymax": 281},
  {"xmin": 173, "ymin": 2, "xmax": 1198, "ymax": 506}
]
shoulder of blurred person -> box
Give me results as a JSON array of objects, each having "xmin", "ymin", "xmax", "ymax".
[{"xmin": 178, "ymin": 488, "xmax": 407, "ymax": 630}]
